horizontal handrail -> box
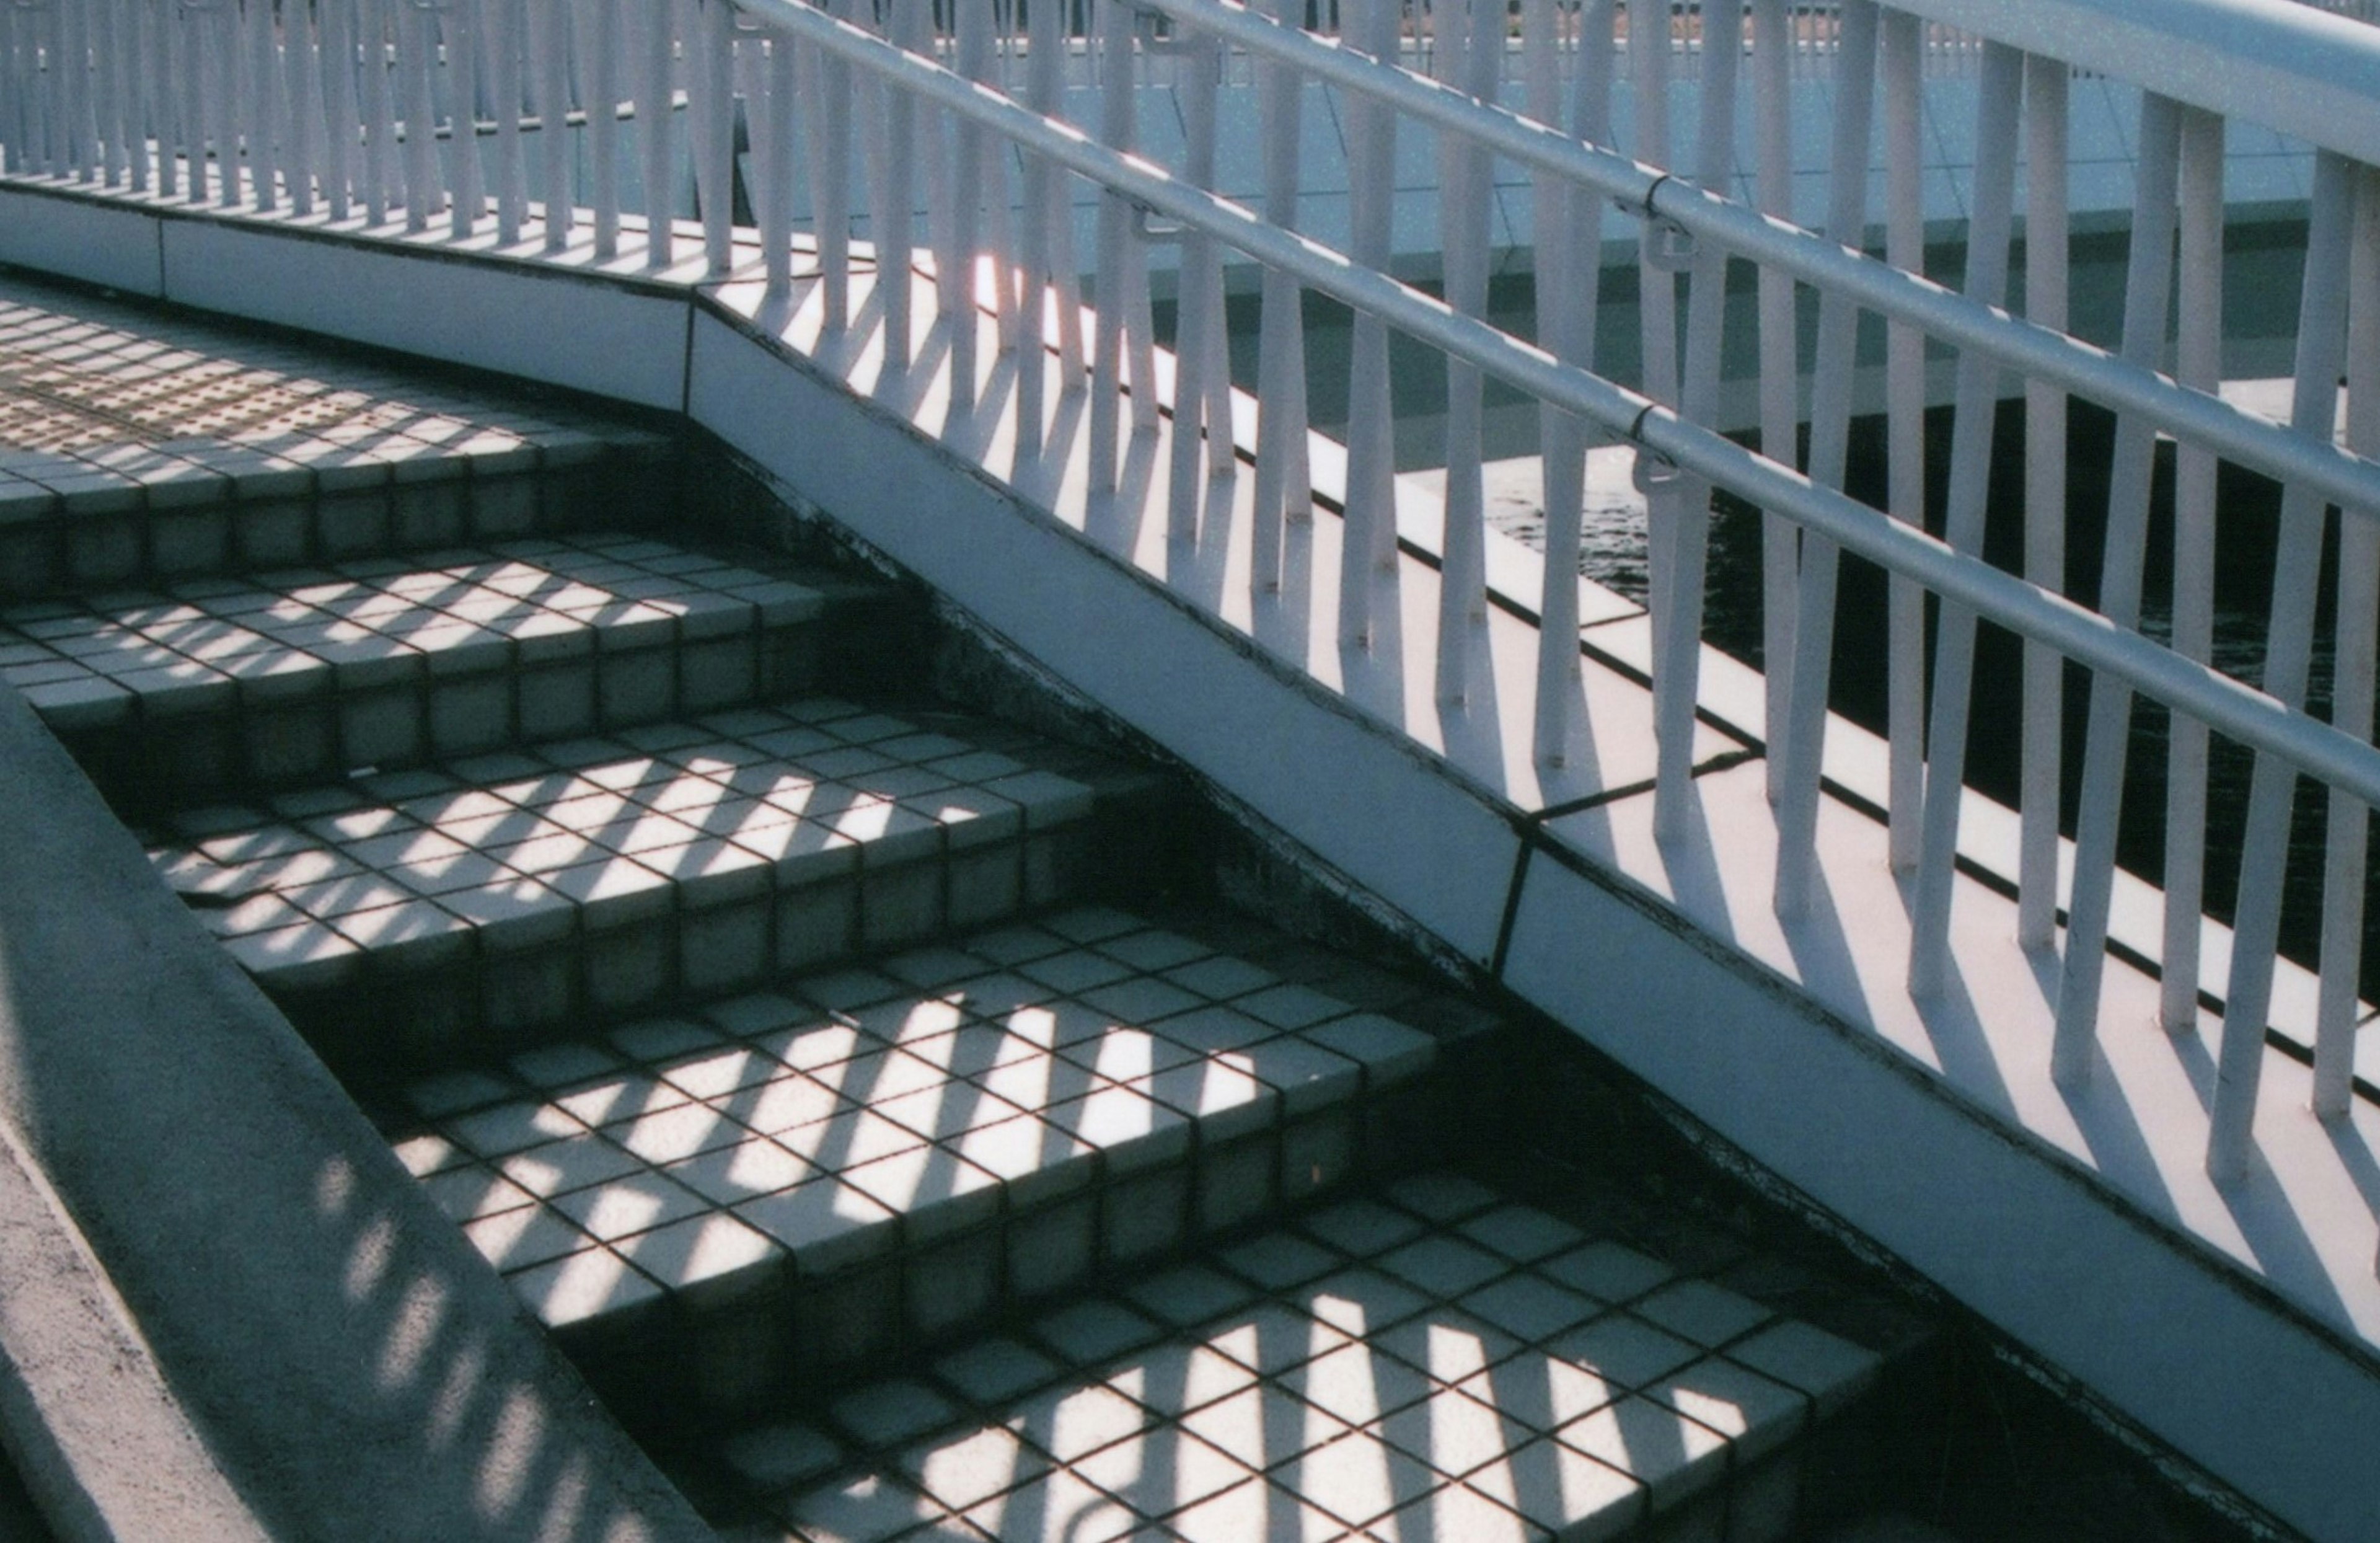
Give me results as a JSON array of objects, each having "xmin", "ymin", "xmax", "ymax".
[
  {"xmin": 1119, "ymin": 0, "xmax": 2380, "ymax": 527},
  {"xmin": 1893, "ymin": 0, "xmax": 2380, "ymax": 166},
  {"xmin": 734, "ymin": 0, "xmax": 2380, "ymax": 816}
]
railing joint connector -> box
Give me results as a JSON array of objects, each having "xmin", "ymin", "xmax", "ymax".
[
  {"xmin": 1626, "ymin": 402, "xmax": 1681, "ymax": 494},
  {"xmin": 1619, "ymin": 172, "xmax": 1696, "ymax": 272},
  {"xmin": 1127, "ymin": 197, "xmax": 1186, "ymax": 245}
]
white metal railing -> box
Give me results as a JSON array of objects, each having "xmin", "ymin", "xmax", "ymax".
[{"xmin": 7, "ymin": 0, "xmax": 2380, "ymax": 1199}]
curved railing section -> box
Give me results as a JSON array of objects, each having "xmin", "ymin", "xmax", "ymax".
[{"xmin": 4, "ymin": 0, "xmax": 2380, "ymax": 1204}]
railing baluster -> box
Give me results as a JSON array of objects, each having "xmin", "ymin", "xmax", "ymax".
[
  {"xmin": 1905, "ymin": 41, "xmax": 2023, "ymax": 993},
  {"xmin": 183, "ymin": 1, "xmax": 214, "ymax": 202},
  {"xmin": 490, "ymin": 0, "xmax": 526, "ymax": 241},
  {"xmin": 2161, "ymin": 106, "xmax": 2224, "ymax": 1034},
  {"xmin": 2211, "ymin": 151, "xmax": 2358, "ymax": 1179},
  {"xmin": 877, "ymin": 0, "xmax": 921, "ymax": 373},
  {"xmin": 1773, "ymin": 0, "xmax": 1879, "ymax": 919},
  {"xmin": 121, "ymin": 0, "xmax": 151, "ymax": 192},
  {"xmin": 146, "ymin": 2, "xmax": 167, "ymax": 189},
  {"xmin": 1652, "ymin": 0, "xmax": 1742, "ymax": 837},
  {"xmin": 402, "ymin": 0, "xmax": 442, "ymax": 226},
  {"xmin": 2050, "ymin": 93, "xmax": 2184, "ymax": 1085},
  {"xmin": 216, "ymin": 0, "xmax": 247, "ymax": 207},
  {"xmin": 63, "ymin": 0, "xmax": 91, "ymax": 179},
  {"xmin": 1532, "ymin": 0, "xmax": 1613, "ymax": 769},
  {"xmin": 1011, "ymin": 0, "xmax": 1064, "ymax": 474},
  {"xmin": 2316, "ymin": 164, "xmax": 2380, "ymax": 1121},
  {"xmin": 1251, "ymin": 0, "xmax": 1311, "ymax": 607},
  {"xmin": 1753, "ymin": 0, "xmax": 1795, "ymax": 798},
  {"xmin": 449, "ymin": 0, "xmax": 483, "ymax": 236},
  {"xmin": 1088, "ymin": 0, "xmax": 1142, "ymax": 512},
  {"xmin": 946, "ymin": 2, "xmax": 987, "ymax": 416},
  {"xmin": 92, "ymin": 0, "xmax": 123, "ymax": 185},
  {"xmin": 0, "ymin": 4, "xmax": 18, "ymax": 177},
  {"xmin": 1339, "ymin": 0, "xmax": 1399, "ymax": 653},
  {"xmin": 1165, "ymin": 20, "xmax": 1222, "ymax": 547},
  {"xmin": 1033, "ymin": 2, "xmax": 1082, "ymax": 393},
  {"xmin": 2017, "ymin": 51, "xmax": 2068, "ymax": 931},
  {"xmin": 363, "ymin": 0, "xmax": 402, "ymax": 223},
  {"xmin": 694, "ymin": 0, "xmax": 731, "ymax": 272},
  {"xmin": 636, "ymin": 0, "xmax": 672, "ymax": 265},
  {"xmin": 319, "ymin": 0, "xmax": 357, "ymax": 220},
  {"xmin": 244, "ymin": 0, "xmax": 278, "ymax": 209},
  {"xmin": 1881, "ymin": 7, "xmax": 1924, "ymax": 869},
  {"xmin": 1631, "ymin": 0, "xmax": 1678, "ymax": 668},
  {"xmin": 532, "ymin": 0, "xmax": 568, "ymax": 246},
  {"xmin": 755, "ymin": 24, "xmax": 791, "ymax": 296},
  {"xmin": 587, "ymin": 0, "xmax": 621, "ymax": 255},
  {"xmin": 284, "ymin": 0, "xmax": 321, "ymax": 217},
  {"xmin": 1433, "ymin": 0, "xmax": 1501, "ymax": 709}
]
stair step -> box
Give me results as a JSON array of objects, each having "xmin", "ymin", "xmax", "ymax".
[
  {"xmin": 148, "ymin": 702, "xmax": 1147, "ymax": 1078},
  {"xmin": 383, "ymin": 906, "xmax": 1469, "ymax": 1417},
  {"xmin": 0, "ymin": 273, "xmax": 681, "ymax": 598},
  {"xmin": 11, "ymin": 536, "xmax": 883, "ymax": 805},
  {"xmin": 697, "ymin": 1169, "xmax": 1889, "ymax": 1543}
]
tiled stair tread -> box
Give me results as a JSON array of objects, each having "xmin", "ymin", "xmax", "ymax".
[
  {"xmin": 388, "ymin": 906, "xmax": 1446, "ymax": 1337},
  {"xmin": 149, "ymin": 698, "xmax": 1104, "ymax": 991},
  {"xmin": 5, "ymin": 534, "xmax": 835, "ymax": 731},
  {"xmin": 708, "ymin": 1171, "xmax": 1885, "ymax": 1543}
]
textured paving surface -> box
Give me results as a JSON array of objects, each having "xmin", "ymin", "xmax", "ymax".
[
  {"xmin": 385, "ymin": 905, "xmax": 1446, "ymax": 1376},
  {"xmin": 706, "ymin": 1170, "xmax": 1883, "ymax": 1543},
  {"xmin": 0, "ymin": 271, "xmax": 624, "ymax": 466}
]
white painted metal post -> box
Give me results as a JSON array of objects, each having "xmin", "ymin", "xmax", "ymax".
[
  {"xmin": 759, "ymin": 26, "xmax": 793, "ymax": 296},
  {"xmin": 695, "ymin": 0, "xmax": 733, "ymax": 274},
  {"xmin": 1339, "ymin": 0, "xmax": 1399, "ymax": 653},
  {"xmin": 2050, "ymin": 92, "xmax": 2183, "ymax": 1087},
  {"xmin": 449, "ymin": 0, "xmax": 485, "ymax": 236},
  {"xmin": 637, "ymin": 0, "xmax": 672, "ymax": 266},
  {"xmin": 2161, "ymin": 105, "xmax": 2224, "ymax": 1035},
  {"xmin": 319, "ymin": 0, "xmax": 358, "ymax": 220},
  {"xmin": 1773, "ymin": 0, "xmax": 1880, "ymax": 919},
  {"xmin": 1251, "ymin": 0, "xmax": 1313, "ymax": 601},
  {"xmin": 244, "ymin": 0, "xmax": 278, "ymax": 210},
  {"xmin": 1632, "ymin": 0, "xmax": 1679, "ymax": 668},
  {"xmin": 588, "ymin": 0, "xmax": 622, "ymax": 255},
  {"xmin": 533, "ymin": 0, "xmax": 570, "ymax": 245},
  {"xmin": 1011, "ymin": 0, "xmax": 1060, "ymax": 473},
  {"xmin": 2316, "ymin": 164, "xmax": 2380, "ymax": 1120},
  {"xmin": 947, "ymin": 1, "xmax": 992, "ymax": 418},
  {"xmin": 2210, "ymin": 150, "xmax": 2358, "ymax": 1182},
  {"xmin": 1434, "ymin": 0, "xmax": 1502, "ymax": 710},
  {"xmin": 1652, "ymin": 0, "xmax": 1743, "ymax": 839},
  {"xmin": 880, "ymin": 0, "xmax": 925, "ymax": 375},
  {"xmin": 1906, "ymin": 42, "xmax": 2024, "ymax": 994},
  {"xmin": 1532, "ymin": 0, "xmax": 1615, "ymax": 770},
  {"xmin": 2017, "ymin": 51, "xmax": 2068, "ymax": 934},
  {"xmin": 92, "ymin": 0, "xmax": 124, "ymax": 185},
  {"xmin": 1880, "ymin": 7, "xmax": 1926, "ymax": 870},
  {"xmin": 402, "ymin": 0, "xmax": 443, "ymax": 226},
  {"xmin": 1166, "ymin": 21, "xmax": 1224, "ymax": 548},
  {"xmin": 491, "ymin": 0, "xmax": 527, "ymax": 241},
  {"xmin": 363, "ymin": 0, "xmax": 402, "ymax": 221},
  {"xmin": 1089, "ymin": 0, "xmax": 1135, "ymax": 508},
  {"xmin": 1753, "ymin": 0, "xmax": 1796, "ymax": 799}
]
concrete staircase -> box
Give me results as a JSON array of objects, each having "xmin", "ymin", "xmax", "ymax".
[{"xmin": 7, "ymin": 345, "xmax": 1921, "ymax": 1539}]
